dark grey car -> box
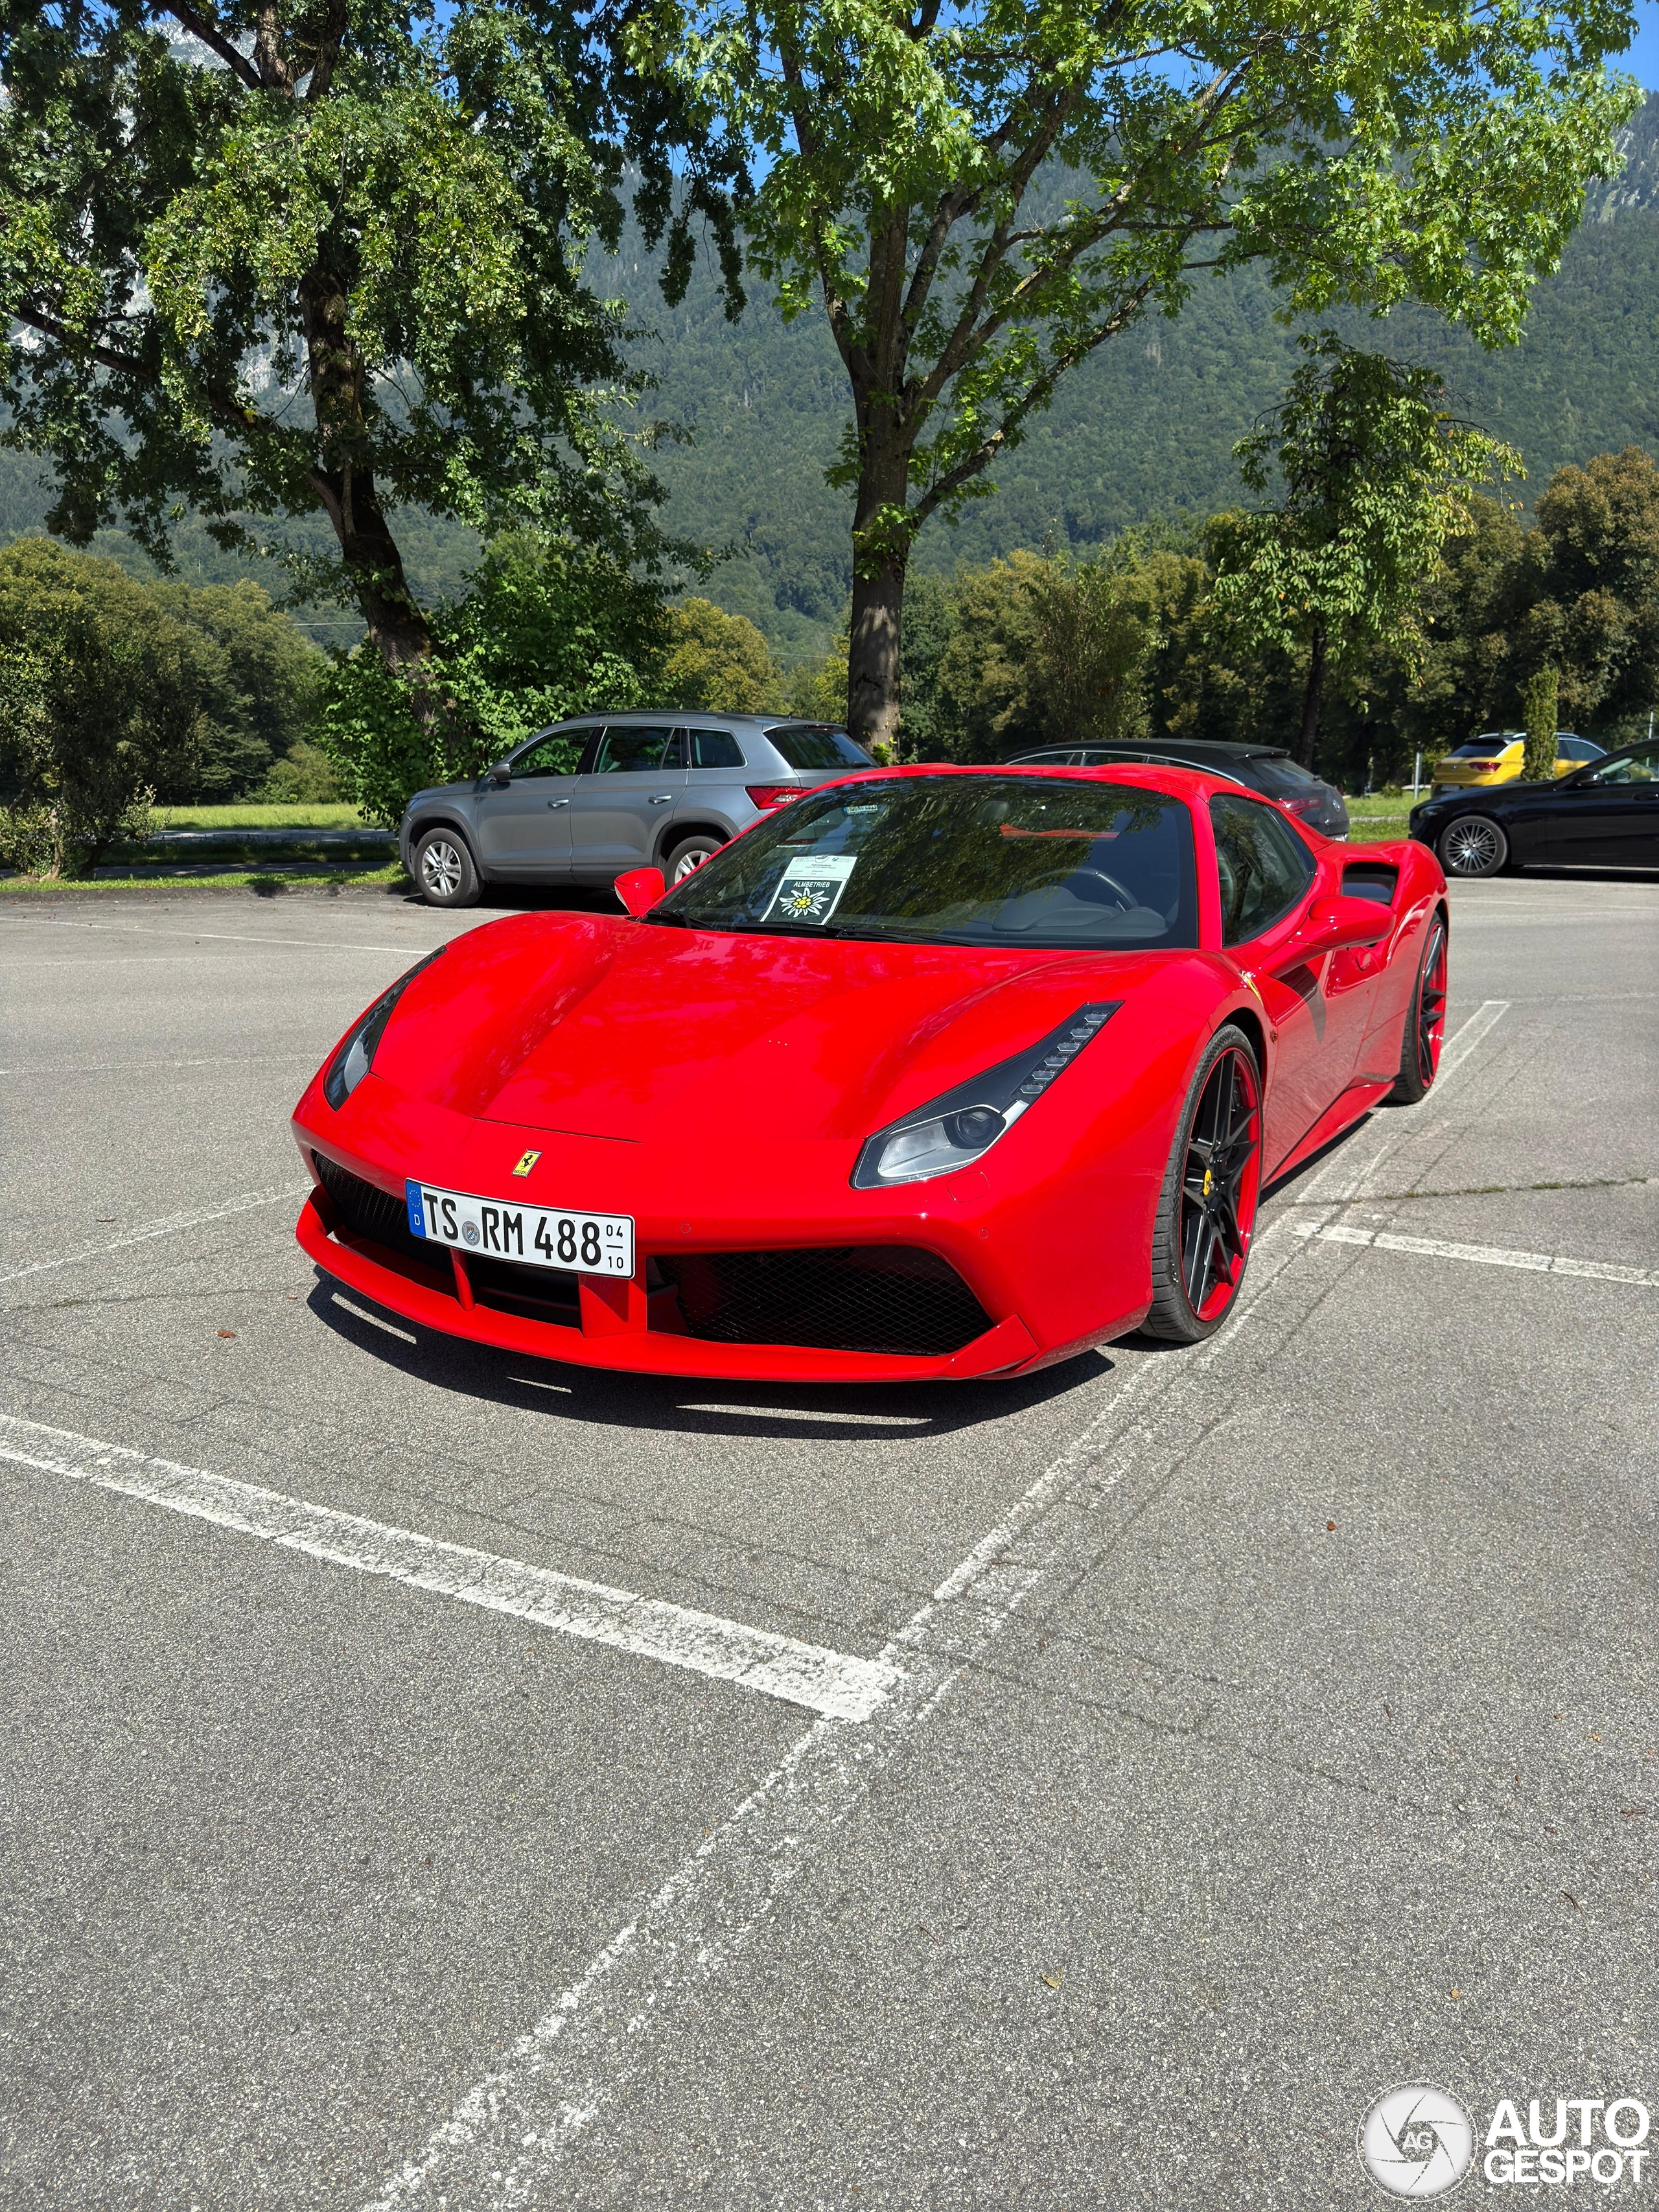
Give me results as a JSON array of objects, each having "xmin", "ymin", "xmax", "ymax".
[
  {"xmin": 400, "ymin": 713, "xmax": 874, "ymax": 907},
  {"xmin": 1006, "ymin": 738, "xmax": 1350, "ymax": 839}
]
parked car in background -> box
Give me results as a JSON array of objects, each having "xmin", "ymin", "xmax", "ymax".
[
  {"xmin": 1410, "ymin": 735, "xmax": 1659, "ymax": 876},
  {"xmin": 1428, "ymin": 731, "xmax": 1603, "ymax": 796},
  {"xmin": 1006, "ymin": 739, "xmax": 1349, "ymax": 839},
  {"xmin": 401, "ymin": 714, "xmax": 874, "ymax": 907}
]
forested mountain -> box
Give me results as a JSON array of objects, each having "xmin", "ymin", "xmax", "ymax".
[
  {"xmin": 598, "ymin": 90, "xmax": 1659, "ymax": 657},
  {"xmin": 4, "ymin": 94, "xmax": 1658, "ymax": 661}
]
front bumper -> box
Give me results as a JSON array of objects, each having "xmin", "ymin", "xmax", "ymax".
[{"xmin": 297, "ymin": 1189, "xmax": 1041, "ymax": 1382}]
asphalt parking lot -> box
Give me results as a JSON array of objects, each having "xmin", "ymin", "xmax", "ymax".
[{"xmin": 3, "ymin": 872, "xmax": 1656, "ymax": 2211}]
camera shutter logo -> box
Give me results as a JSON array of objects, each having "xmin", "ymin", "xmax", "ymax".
[{"xmin": 1360, "ymin": 2084, "xmax": 1474, "ymax": 2198}]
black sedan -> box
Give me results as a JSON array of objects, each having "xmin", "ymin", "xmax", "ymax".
[
  {"xmin": 1410, "ymin": 736, "xmax": 1659, "ymax": 876},
  {"xmin": 1006, "ymin": 739, "xmax": 1350, "ymax": 839}
]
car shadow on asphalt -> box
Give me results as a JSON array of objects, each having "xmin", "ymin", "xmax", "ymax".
[{"xmin": 304, "ymin": 1275, "xmax": 1113, "ymax": 1443}]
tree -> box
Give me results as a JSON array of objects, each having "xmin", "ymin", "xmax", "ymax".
[
  {"xmin": 1522, "ymin": 665, "xmax": 1560, "ymax": 779},
  {"xmin": 660, "ymin": 598, "xmax": 783, "ymax": 711},
  {"xmin": 1025, "ymin": 557, "xmax": 1154, "ymax": 749},
  {"xmin": 656, "ymin": 0, "xmax": 1637, "ymax": 750},
  {"xmin": 0, "ymin": 539, "xmax": 214, "ymax": 872},
  {"xmin": 1211, "ymin": 335, "xmax": 1518, "ymax": 763},
  {"xmin": 0, "ymin": 0, "xmax": 743, "ymax": 701},
  {"xmin": 145, "ymin": 577, "xmax": 323, "ymax": 796},
  {"xmin": 316, "ymin": 533, "xmax": 670, "ymax": 821}
]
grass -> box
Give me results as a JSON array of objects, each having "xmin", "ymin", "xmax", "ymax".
[
  {"xmin": 0, "ymin": 862, "xmax": 408, "ymax": 894},
  {"xmin": 152, "ymin": 802, "xmax": 371, "ymax": 830},
  {"xmin": 1343, "ymin": 791, "xmax": 1420, "ymax": 844}
]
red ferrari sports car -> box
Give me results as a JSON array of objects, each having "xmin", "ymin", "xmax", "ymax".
[{"xmin": 293, "ymin": 764, "xmax": 1448, "ymax": 1382}]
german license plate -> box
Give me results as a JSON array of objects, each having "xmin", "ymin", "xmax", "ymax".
[{"xmin": 406, "ymin": 1180, "xmax": 633, "ymax": 1277}]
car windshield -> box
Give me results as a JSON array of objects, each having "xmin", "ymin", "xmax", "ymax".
[
  {"xmin": 766, "ymin": 725, "xmax": 873, "ymax": 770},
  {"xmin": 649, "ymin": 775, "xmax": 1200, "ymax": 949}
]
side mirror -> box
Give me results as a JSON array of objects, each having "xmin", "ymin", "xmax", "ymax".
[
  {"xmin": 485, "ymin": 762, "xmax": 512, "ymax": 787},
  {"xmin": 1294, "ymin": 895, "xmax": 1391, "ymax": 956},
  {"xmin": 614, "ymin": 865, "xmax": 666, "ymax": 918}
]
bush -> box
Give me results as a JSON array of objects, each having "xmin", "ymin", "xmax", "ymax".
[
  {"xmin": 255, "ymin": 735, "xmax": 341, "ymax": 804},
  {"xmin": 315, "ymin": 537, "xmax": 669, "ymax": 823},
  {"xmin": 0, "ymin": 541, "xmax": 196, "ymax": 874}
]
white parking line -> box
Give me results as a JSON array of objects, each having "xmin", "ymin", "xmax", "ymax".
[
  {"xmin": 1290, "ymin": 1220, "xmax": 1659, "ymax": 1286},
  {"xmin": 0, "ymin": 1187, "xmax": 305, "ymax": 1288},
  {"xmin": 1295, "ymin": 999, "xmax": 1510, "ymax": 1209},
  {"xmin": 0, "ymin": 1414, "xmax": 901, "ymax": 1723},
  {"xmin": 355, "ymin": 1227, "xmax": 1346, "ymax": 2211}
]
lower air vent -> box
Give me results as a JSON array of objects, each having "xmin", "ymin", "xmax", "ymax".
[
  {"xmin": 310, "ymin": 1153, "xmax": 434, "ymax": 1269},
  {"xmin": 467, "ymin": 1255, "xmax": 583, "ymax": 1327},
  {"xmin": 655, "ymin": 1246, "xmax": 992, "ymax": 1356}
]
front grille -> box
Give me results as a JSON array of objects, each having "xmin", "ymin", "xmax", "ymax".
[
  {"xmin": 310, "ymin": 1152, "xmax": 434, "ymax": 1270},
  {"xmin": 468, "ymin": 1255, "xmax": 582, "ymax": 1326},
  {"xmin": 656, "ymin": 1246, "xmax": 991, "ymax": 1356}
]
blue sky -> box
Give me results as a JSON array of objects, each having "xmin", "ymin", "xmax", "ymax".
[{"xmin": 1621, "ymin": 2, "xmax": 1659, "ymax": 86}]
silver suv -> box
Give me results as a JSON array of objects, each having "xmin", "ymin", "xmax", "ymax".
[{"xmin": 400, "ymin": 713, "xmax": 874, "ymax": 907}]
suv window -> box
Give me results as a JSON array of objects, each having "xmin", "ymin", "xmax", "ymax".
[
  {"xmin": 1555, "ymin": 735, "xmax": 1604, "ymax": 762},
  {"xmin": 1248, "ymin": 756, "xmax": 1325, "ymax": 796},
  {"xmin": 691, "ymin": 729, "xmax": 746, "ymax": 769},
  {"xmin": 513, "ymin": 729, "xmax": 586, "ymax": 778},
  {"xmin": 1211, "ymin": 793, "xmax": 1314, "ymax": 944},
  {"xmin": 590, "ymin": 725, "xmax": 678, "ymax": 773},
  {"xmin": 1587, "ymin": 743, "xmax": 1659, "ymax": 784},
  {"xmin": 767, "ymin": 725, "xmax": 872, "ymax": 770}
]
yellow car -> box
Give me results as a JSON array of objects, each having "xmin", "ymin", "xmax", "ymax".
[{"xmin": 1430, "ymin": 732, "xmax": 1605, "ymax": 795}]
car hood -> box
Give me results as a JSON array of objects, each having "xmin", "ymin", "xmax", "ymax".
[{"xmin": 372, "ymin": 911, "xmax": 1181, "ymax": 1144}]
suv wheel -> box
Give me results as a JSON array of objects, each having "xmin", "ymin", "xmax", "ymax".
[
  {"xmin": 664, "ymin": 832, "xmax": 725, "ymax": 883},
  {"xmin": 415, "ymin": 828, "xmax": 481, "ymax": 907}
]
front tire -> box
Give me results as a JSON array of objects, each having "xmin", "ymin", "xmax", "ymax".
[
  {"xmin": 1438, "ymin": 813, "xmax": 1508, "ymax": 879},
  {"xmin": 1141, "ymin": 1025, "xmax": 1264, "ymax": 1344},
  {"xmin": 1389, "ymin": 913, "xmax": 1448, "ymax": 1104},
  {"xmin": 415, "ymin": 828, "xmax": 481, "ymax": 908}
]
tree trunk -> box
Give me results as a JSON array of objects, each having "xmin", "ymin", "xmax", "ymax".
[
  {"xmin": 846, "ymin": 426, "xmax": 911, "ymax": 754},
  {"xmin": 299, "ymin": 262, "xmax": 434, "ymax": 680},
  {"xmin": 848, "ymin": 557, "xmax": 907, "ymax": 755},
  {"xmin": 1297, "ymin": 622, "xmax": 1327, "ymax": 767}
]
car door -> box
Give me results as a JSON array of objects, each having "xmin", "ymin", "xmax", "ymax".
[
  {"xmin": 470, "ymin": 728, "xmax": 587, "ymax": 874},
  {"xmin": 566, "ymin": 725, "xmax": 688, "ymax": 876},
  {"xmin": 1211, "ymin": 793, "xmax": 1369, "ymax": 1170},
  {"xmin": 1542, "ymin": 743, "xmax": 1659, "ymax": 863}
]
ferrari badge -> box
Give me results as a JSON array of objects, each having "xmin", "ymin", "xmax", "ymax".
[{"xmin": 512, "ymin": 1150, "xmax": 542, "ymax": 1178}]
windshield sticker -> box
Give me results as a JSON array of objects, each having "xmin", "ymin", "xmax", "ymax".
[{"xmin": 765, "ymin": 852, "xmax": 859, "ymax": 925}]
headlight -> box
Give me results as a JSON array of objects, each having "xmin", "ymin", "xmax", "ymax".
[
  {"xmin": 852, "ymin": 1001, "xmax": 1120, "ymax": 1189},
  {"xmin": 323, "ymin": 948, "xmax": 445, "ymax": 1109}
]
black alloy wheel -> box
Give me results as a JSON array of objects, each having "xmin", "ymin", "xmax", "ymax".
[
  {"xmin": 1439, "ymin": 813, "xmax": 1509, "ymax": 879},
  {"xmin": 1142, "ymin": 1024, "xmax": 1264, "ymax": 1344},
  {"xmin": 1391, "ymin": 916, "xmax": 1448, "ymax": 1103}
]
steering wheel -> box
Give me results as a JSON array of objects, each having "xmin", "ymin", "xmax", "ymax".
[{"xmin": 1070, "ymin": 868, "xmax": 1139, "ymax": 911}]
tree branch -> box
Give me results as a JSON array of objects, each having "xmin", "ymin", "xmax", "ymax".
[
  {"xmin": 908, "ymin": 280, "xmax": 1155, "ymax": 530},
  {"xmin": 156, "ymin": 1, "xmax": 262, "ymax": 91}
]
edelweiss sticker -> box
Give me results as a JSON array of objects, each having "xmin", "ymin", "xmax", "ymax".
[{"xmin": 765, "ymin": 854, "xmax": 859, "ymax": 926}]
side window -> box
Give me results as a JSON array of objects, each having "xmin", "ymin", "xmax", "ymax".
[
  {"xmin": 513, "ymin": 730, "xmax": 584, "ymax": 779},
  {"xmin": 691, "ymin": 729, "xmax": 747, "ymax": 769},
  {"xmin": 662, "ymin": 730, "xmax": 688, "ymax": 768},
  {"xmin": 1588, "ymin": 744, "xmax": 1659, "ymax": 785},
  {"xmin": 1211, "ymin": 794, "xmax": 1314, "ymax": 944},
  {"xmin": 590, "ymin": 725, "xmax": 677, "ymax": 773}
]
